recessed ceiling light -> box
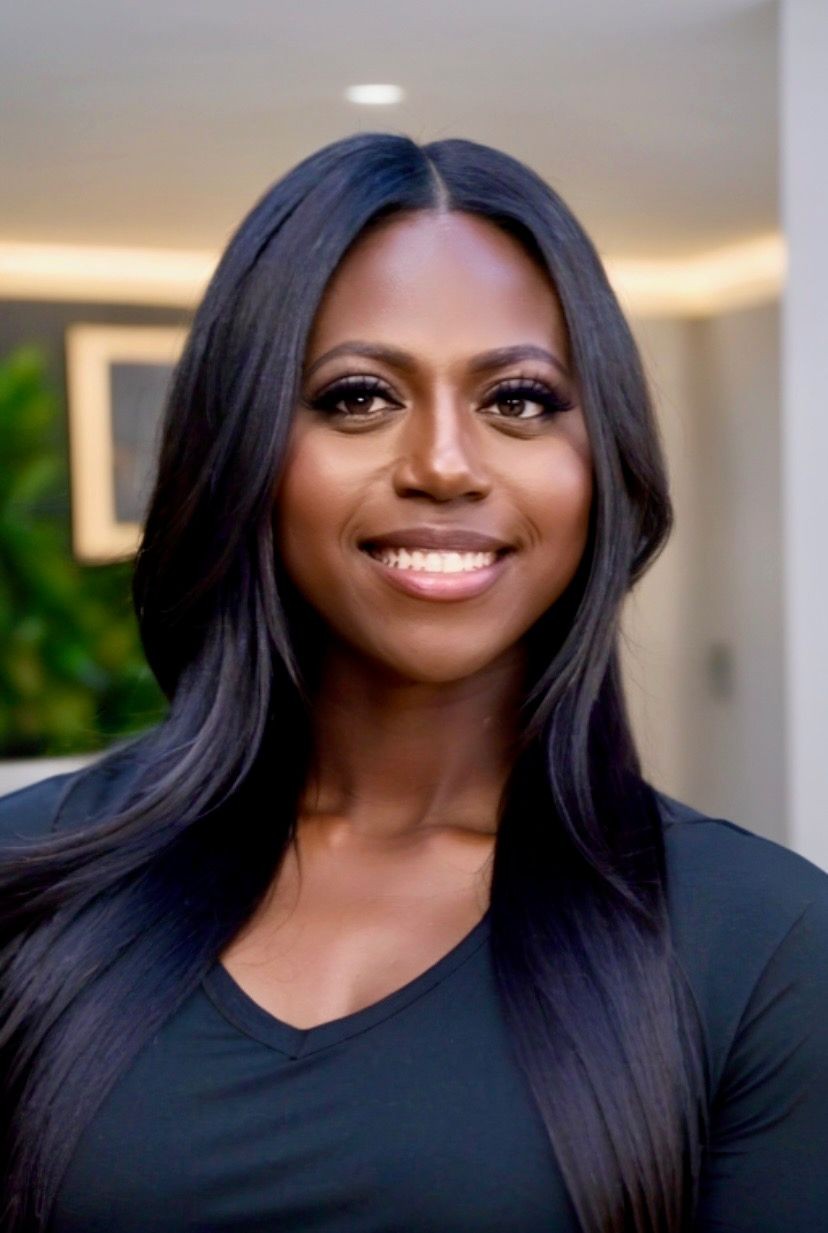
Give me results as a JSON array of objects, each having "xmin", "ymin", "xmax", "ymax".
[{"xmin": 344, "ymin": 83, "xmax": 404, "ymax": 106}]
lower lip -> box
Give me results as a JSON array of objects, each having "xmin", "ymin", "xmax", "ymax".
[{"xmin": 360, "ymin": 549, "xmax": 514, "ymax": 601}]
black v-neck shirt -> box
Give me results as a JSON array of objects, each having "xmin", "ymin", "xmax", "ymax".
[{"xmin": 1, "ymin": 765, "xmax": 828, "ymax": 1232}]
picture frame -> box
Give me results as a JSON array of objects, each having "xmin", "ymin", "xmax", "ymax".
[{"xmin": 65, "ymin": 324, "xmax": 187, "ymax": 564}]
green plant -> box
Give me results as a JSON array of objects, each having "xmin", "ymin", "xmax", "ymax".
[{"xmin": 0, "ymin": 346, "xmax": 167, "ymax": 757}]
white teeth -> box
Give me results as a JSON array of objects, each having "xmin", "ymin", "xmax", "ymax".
[{"xmin": 369, "ymin": 547, "xmax": 499, "ymax": 573}]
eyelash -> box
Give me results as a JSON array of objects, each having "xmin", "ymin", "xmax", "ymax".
[{"xmin": 306, "ymin": 374, "xmax": 574, "ymax": 422}]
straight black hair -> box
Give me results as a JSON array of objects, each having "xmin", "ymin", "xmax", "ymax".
[{"xmin": 0, "ymin": 133, "xmax": 708, "ymax": 1232}]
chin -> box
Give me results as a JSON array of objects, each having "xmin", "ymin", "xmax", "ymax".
[
  {"xmin": 391, "ymin": 662, "xmax": 492, "ymax": 687},
  {"xmin": 363, "ymin": 639, "xmax": 521, "ymax": 688}
]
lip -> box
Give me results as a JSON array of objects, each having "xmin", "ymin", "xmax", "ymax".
[
  {"xmin": 360, "ymin": 544, "xmax": 514, "ymax": 602},
  {"xmin": 360, "ymin": 526, "xmax": 513, "ymax": 554}
]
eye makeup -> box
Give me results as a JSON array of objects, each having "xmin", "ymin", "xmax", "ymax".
[
  {"xmin": 304, "ymin": 374, "xmax": 403, "ymax": 419},
  {"xmin": 303, "ymin": 371, "xmax": 575, "ymax": 423}
]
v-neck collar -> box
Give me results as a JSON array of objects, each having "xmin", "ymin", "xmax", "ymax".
[{"xmin": 202, "ymin": 909, "xmax": 492, "ymax": 1060}]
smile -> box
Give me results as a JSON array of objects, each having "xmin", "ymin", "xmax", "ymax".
[
  {"xmin": 359, "ymin": 544, "xmax": 513, "ymax": 602},
  {"xmin": 365, "ymin": 547, "xmax": 498, "ymax": 573}
]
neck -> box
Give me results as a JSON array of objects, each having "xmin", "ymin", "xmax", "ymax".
[{"xmin": 300, "ymin": 642, "xmax": 526, "ymax": 842}]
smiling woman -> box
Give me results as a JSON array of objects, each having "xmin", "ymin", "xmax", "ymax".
[
  {"xmin": 1, "ymin": 133, "xmax": 827, "ymax": 1233},
  {"xmin": 277, "ymin": 211, "xmax": 591, "ymax": 677}
]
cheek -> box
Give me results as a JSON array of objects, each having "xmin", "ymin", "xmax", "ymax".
[
  {"xmin": 523, "ymin": 444, "xmax": 593, "ymax": 563},
  {"xmin": 276, "ymin": 421, "xmax": 352, "ymax": 537},
  {"xmin": 274, "ymin": 429, "xmax": 339, "ymax": 583}
]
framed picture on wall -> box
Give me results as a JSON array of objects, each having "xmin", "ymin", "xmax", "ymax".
[{"xmin": 65, "ymin": 324, "xmax": 187, "ymax": 564}]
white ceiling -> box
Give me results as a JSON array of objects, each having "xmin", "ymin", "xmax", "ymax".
[{"xmin": 1, "ymin": 0, "xmax": 777, "ymax": 261}]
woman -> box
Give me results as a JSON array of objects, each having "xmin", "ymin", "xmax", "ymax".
[{"xmin": 1, "ymin": 133, "xmax": 826, "ymax": 1233}]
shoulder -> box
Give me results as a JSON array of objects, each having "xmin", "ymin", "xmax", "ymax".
[
  {"xmin": 655, "ymin": 788, "xmax": 828, "ymax": 936},
  {"xmin": 655, "ymin": 789, "xmax": 823, "ymax": 927},
  {"xmin": 0, "ymin": 739, "xmax": 149, "ymax": 851},
  {"xmin": 0, "ymin": 770, "xmax": 81, "ymax": 846},
  {"xmin": 653, "ymin": 788, "xmax": 828, "ymax": 1093}
]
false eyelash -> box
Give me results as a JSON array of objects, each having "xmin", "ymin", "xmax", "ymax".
[
  {"xmin": 306, "ymin": 374, "xmax": 575, "ymax": 419},
  {"xmin": 307, "ymin": 375, "xmax": 400, "ymax": 416},
  {"xmin": 484, "ymin": 377, "xmax": 575, "ymax": 417}
]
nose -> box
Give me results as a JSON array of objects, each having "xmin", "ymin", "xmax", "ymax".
[{"xmin": 391, "ymin": 395, "xmax": 492, "ymax": 503}]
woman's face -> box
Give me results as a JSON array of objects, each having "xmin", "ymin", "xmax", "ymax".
[{"xmin": 275, "ymin": 210, "xmax": 593, "ymax": 685}]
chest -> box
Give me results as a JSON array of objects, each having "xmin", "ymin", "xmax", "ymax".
[
  {"xmin": 52, "ymin": 934, "xmax": 572, "ymax": 1233},
  {"xmin": 219, "ymin": 820, "xmax": 494, "ymax": 1030}
]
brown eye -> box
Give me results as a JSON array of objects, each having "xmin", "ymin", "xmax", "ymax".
[
  {"xmin": 494, "ymin": 395, "xmax": 538, "ymax": 419},
  {"xmin": 307, "ymin": 376, "xmax": 402, "ymax": 418},
  {"xmin": 483, "ymin": 378, "xmax": 574, "ymax": 421},
  {"xmin": 340, "ymin": 391, "xmax": 381, "ymax": 415}
]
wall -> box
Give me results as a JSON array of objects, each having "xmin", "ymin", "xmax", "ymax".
[
  {"xmin": 0, "ymin": 297, "xmax": 190, "ymax": 389},
  {"xmin": 781, "ymin": 0, "xmax": 828, "ymax": 869},
  {"xmin": 623, "ymin": 302, "xmax": 785, "ymax": 844}
]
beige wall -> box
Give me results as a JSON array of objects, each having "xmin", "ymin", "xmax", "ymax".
[
  {"xmin": 781, "ymin": 0, "xmax": 828, "ymax": 869},
  {"xmin": 624, "ymin": 303, "xmax": 785, "ymax": 845}
]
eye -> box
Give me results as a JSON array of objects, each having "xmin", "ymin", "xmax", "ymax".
[
  {"xmin": 482, "ymin": 377, "xmax": 574, "ymax": 421},
  {"xmin": 306, "ymin": 375, "xmax": 403, "ymax": 419}
]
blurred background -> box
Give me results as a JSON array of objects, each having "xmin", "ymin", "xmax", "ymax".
[{"xmin": 1, "ymin": 0, "xmax": 826, "ymax": 867}]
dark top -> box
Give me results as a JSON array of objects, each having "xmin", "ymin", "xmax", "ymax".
[{"xmin": 1, "ymin": 761, "xmax": 827, "ymax": 1232}]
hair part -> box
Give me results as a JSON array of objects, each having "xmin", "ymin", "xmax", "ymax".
[{"xmin": 0, "ymin": 132, "xmax": 707, "ymax": 1232}]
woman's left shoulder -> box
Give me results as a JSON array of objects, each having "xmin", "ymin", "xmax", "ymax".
[
  {"xmin": 653, "ymin": 789, "xmax": 828, "ymax": 1092},
  {"xmin": 653, "ymin": 793, "xmax": 828, "ymax": 1221},
  {"xmin": 655, "ymin": 787, "xmax": 828, "ymax": 920}
]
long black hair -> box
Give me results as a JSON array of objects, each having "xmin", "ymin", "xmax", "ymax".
[{"xmin": 0, "ymin": 133, "xmax": 708, "ymax": 1232}]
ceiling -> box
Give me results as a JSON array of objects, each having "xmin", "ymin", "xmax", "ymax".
[{"xmin": 1, "ymin": 0, "xmax": 777, "ymax": 261}]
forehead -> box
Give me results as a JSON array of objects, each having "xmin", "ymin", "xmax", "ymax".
[{"xmin": 305, "ymin": 210, "xmax": 570, "ymax": 364}]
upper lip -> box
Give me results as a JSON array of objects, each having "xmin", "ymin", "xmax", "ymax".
[{"xmin": 360, "ymin": 527, "xmax": 513, "ymax": 553}]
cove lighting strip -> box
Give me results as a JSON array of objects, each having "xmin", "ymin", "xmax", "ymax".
[
  {"xmin": 606, "ymin": 234, "xmax": 786, "ymax": 317},
  {"xmin": 0, "ymin": 233, "xmax": 785, "ymax": 318},
  {"xmin": 0, "ymin": 242, "xmax": 217, "ymax": 307}
]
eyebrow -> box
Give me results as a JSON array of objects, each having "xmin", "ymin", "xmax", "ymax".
[{"xmin": 304, "ymin": 341, "xmax": 571, "ymax": 381}]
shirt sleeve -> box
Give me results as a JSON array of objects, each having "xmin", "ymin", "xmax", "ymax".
[
  {"xmin": 694, "ymin": 893, "xmax": 828, "ymax": 1231},
  {"xmin": 0, "ymin": 771, "xmax": 74, "ymax": 846}
]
